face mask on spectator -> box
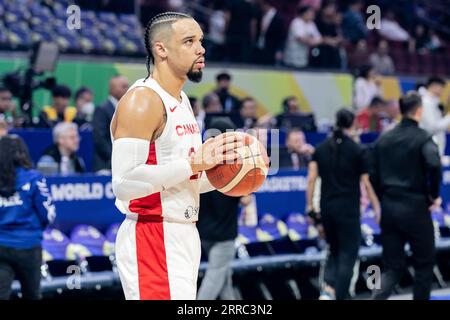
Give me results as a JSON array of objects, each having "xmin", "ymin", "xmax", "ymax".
[{"xmin": 81, "ymin": 102, "xmax": 95, "ymax": 118}]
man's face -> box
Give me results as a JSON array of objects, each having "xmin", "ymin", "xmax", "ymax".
[
  {"xmin": 58, "ymin": 128, "xmax": 80, "ymax": 153},
  {"xmin": 378, "ymin": 41, "xmax": 389, "ymax": 55},
  {"xmin": 287, "ymin": 131, "xmax": 305, "ymax": 153},
  {"xmin": 304, "ymin": 10, "xmax": 315, "ymax": 22},
  {"xmin": 53, "ymin": 96, "xmax": 70, "ymax": 112},
  {"xmin": 205, "ymin": 95, "xmax": 222, "ymax": 113},
  {"xmin": 0, "ymin": 90, "xmax": 13, "ymax": 113},
  {"xmin": 165, "ymin": 19, "xmax": 205, "ymax": 83},
  {"xmin": 218, "ymin": 79, "xmax": 230, "ymax": 90},
  {"xmin": 76, "ymin": 91, "xmax": 93, "ymax": 109},
  {"xmin": 429, "ymin": 83, "xmax": 444, "ymax": 98},
  {"xmin": 240, "ymin": 100, "xmax": 257, "ymax": 119},
  {"xmin": 287, "ymin": 98, "xmax": 299, "ymax": 112},
  {"xmin": 110, "ymin": 76, "xmax": 129, "ymax": 100}
]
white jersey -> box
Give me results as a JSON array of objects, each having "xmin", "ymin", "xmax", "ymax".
[{"xmin": 114, "ymin": 78, "xmax": 202, "ymax": 223}]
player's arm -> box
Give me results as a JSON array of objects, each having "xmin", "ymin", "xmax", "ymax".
[
  {"xmin": 112, "ymin": 87, "xmax": 192, "ymax": 201},
  {"xmin": 361, "ymin": 174, "xmax": 381, "ymax": 223},
  {"xmin": 305, "ymin": 161, "xmax": 318, "ymax": 212},
  {"xmin": 111, "ymin": 87, "xmax": 242, "ymax": 201}
]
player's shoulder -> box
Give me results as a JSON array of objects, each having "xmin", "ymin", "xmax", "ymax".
[{"xmin": 116, "ymin": 85, "xmax": 164, "ymax": 118}]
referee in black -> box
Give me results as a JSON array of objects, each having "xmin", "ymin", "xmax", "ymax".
[
  {"xmin": 371, "ymin": 92, "xmax": 442, "ymax": 300},
  {"xmin": 306, "ymin": 108, "xmax": 380, "ymax": 300}
]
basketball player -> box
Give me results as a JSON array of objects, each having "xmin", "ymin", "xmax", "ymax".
[{"xmin": 110, "ymin": 12, "xmax": 243, "ymax": 300}]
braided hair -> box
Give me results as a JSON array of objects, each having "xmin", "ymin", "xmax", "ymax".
[{"xmin": 143, "ymin": 12, "xmax": 192, "ymax": 82}]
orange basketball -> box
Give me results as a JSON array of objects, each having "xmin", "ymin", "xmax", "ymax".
[{"xmin": 205, "ymin": 132, "xmax": 270, "ymax": 197}]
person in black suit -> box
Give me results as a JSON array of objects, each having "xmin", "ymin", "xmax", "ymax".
[
  {"xmin": 279, "ymin": 129, "xmax": 315, "ymax": 170},
  {"xmin": 234, "ymin": 97, "xmax": 258, "ymax": 130},
  {"xmin": 212, "ymin": 72, "xmax": 241, "ymax": 114},
  {"xmin": 254, "ymin": 0, "xmax": 286, "ymax": 65},
  {"xmin": 92, "ymin": 75, "xmax": 129, "ymax": 172},
  {"xmin": 371, "ymin": 92, "xmax": 442, "ymax": 300},
  {"xmin": 275, "ymin": 96, "xmax": 318, "ymax": 132}
]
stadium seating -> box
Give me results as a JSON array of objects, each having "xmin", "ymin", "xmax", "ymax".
[
  {"xmin": 69, "ymin": 224, "xmax": 114, "ymax": 272},
  {"xmin": 42, "ymin": 227, "xmax": 78, "ymax": 277},
  {"xmin": 0, "ymin": 0, "xmax": 145, "ymax": 56}
]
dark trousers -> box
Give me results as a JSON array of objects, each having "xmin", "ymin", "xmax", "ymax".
[
  {"xmin": 0, "ymin": 245, "xmax": 42, "ymax": 300},
  {"xmin": 373, "ymin": 194, "xmax": 435, "ymax": 300},
  {"xmin": 321, "ymin": 210, "xmax": 361, "ymax": 300}
]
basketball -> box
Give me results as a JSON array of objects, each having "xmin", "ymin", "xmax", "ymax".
[{"xmin": 205, "ymin": 132, "xmax": 270, "ymax": 197}]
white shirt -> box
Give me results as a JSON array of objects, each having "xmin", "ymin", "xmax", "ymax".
[
  {"xmin": 108, "ymin": 95, "xmax": 119, "ymax": 109},
  {"xmin": 420, "ymin": 89, "xmax": 450, "ymax": 156},
  {"xmin": 353, "ymin": 78, "xmax": 381, "ymax": 110},
  {"xmin": 284, "ymin": 17, "xmax": 321, "ymax": 67},
  {"xmin": 209, "ymin": 10, "xmax": 226, "ymax": 45},
  {"xmin": 379, "ymin": 19, "xmax": 410, "ymax": 42},
  {"xmin": 369, "ymin": 53, "xmax": 395, "ymax": 75},
  {"xmin": 257, "ymin": 8, "xmax": 276, "ymax": 49}
]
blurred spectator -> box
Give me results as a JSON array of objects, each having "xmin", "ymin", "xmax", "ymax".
[
  {"xmin": 355, "ymin": 97, "xmax": 388, "ymax": 132},
  {"xmin": 235, "ymin": 97, "xmax": 258, "ymax": 130},
  {"xmin": 314, "ymin": 2, "xmax": 343, "ymax": 69},
  {"xmin": 37, "ymin": 122, "xmax": 85, "ymax": 175},
  {"xmin": 341, "ymin": 0, "xmax": 367, "ymax": 44},
  {"xmin": 92, "ymin": 75, "xmax": 129, "ymax": 172},
  {"xmin": 223, "ymin": 0, "xmax": 258, "ymax": 63},
  {"xmin": 167, "ymin": 0, "xmax": 184, "ymax": 11},
  {"xmin": 427, "ymin": 29, "xmax": 443, "ymax": 52},
  {"xmin": 369, "ymin": 40, "xmax": 395, "ymax": 76},
  {"xmin": 0, "ymin": 119, "xmax": 7, "ymax": 137},
  {"xmin": 189, "ymin": 96, "xmax": 205, "ymax": 131},
  {"xmin": 253, "ymin": 0, "xmax": 286, "ymax": 65},
  {"xmin": 353, "ymin": 65, "xmax": 382, "ymax": 110},
  {"xmin": 279, "ymin": 129, "xmax": 314, "ymax": 170},
  {"xmin": 409, "ymin": 25, "xmax": 443, "ymax": 55},
  {"xmin": 420, "ymin": 76, "xmax": 449, "ymax": 156},
  {"xmin": 205, "ymin": 0, "xmax": 227, "ymax": 61},
  {"xmin": 203, "ymin": 93, "xmax": 224, "ymax": 114},
  {"xmin": 197, "ymin": 117, "xmax": 245, "ymax": 300},
  {"xmin": 347, "ymin": 39, "xmax": 369, "ymax": 71},
  {"xmin": 378, "ymin": 10, "xmax": 410, "ymax": 42},
  {"xmin": 202, "ymin": 92, "xmax": 224, "ymax": 130},
  {"xmin": 0, "ymin": 135, "xmax": 55, "ymax": 300},
  {"xmin": 283, "ymin": 5, "xmax": 322, "ymax": 68},
  {"xmin": 409, "ymin": 24, "xmax": 430, "ymax": 54},
  {"xmin": 275, "ymin": 96, "xmax": 317, "ymax": 132},
  {"xmin": 73, "ymin": 87, "xmax": 95, "ymax": 128},
  {"xmin": 36, "ymin": 85, "xmax": 76, "ymax": 128},
  {"xmin": 299, "ymin": 0, "xmax": 322, "ymax": 11},
  {"xmin": 0, "ymin": 87, "xmax": 14, "ymax": 128},
  {"xmin": 212, "ymin": 72, "xmax": 240, "ymax": 114}
]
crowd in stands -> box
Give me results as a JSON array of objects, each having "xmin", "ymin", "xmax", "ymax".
[
  {"xmin": 1, "ymin": 68, "xmax": 448, "ymax": 177},
  {"xmin": 0, "ymin": 0, "xmax": 449, "ymax": 176},
  {"xmin": 0, "ymin": 0, "xmax": 449, "ymax": 75},
  {"xmin": 176, "ymin": 0, "xmax": 449, "ymax": 74}
]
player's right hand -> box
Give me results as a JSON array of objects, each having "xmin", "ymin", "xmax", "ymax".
[{"xmin": 189, "ymin": 133, "xmax": 244, "ymax": 173}]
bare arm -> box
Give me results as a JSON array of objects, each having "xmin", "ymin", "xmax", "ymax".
[
  {"xmin": 306, "ymin": 161, "xmax": 319, "ymax": 211},
  {"xmin": 361, "ymin": 173, "xmax": 381, "ymax": 223}
]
